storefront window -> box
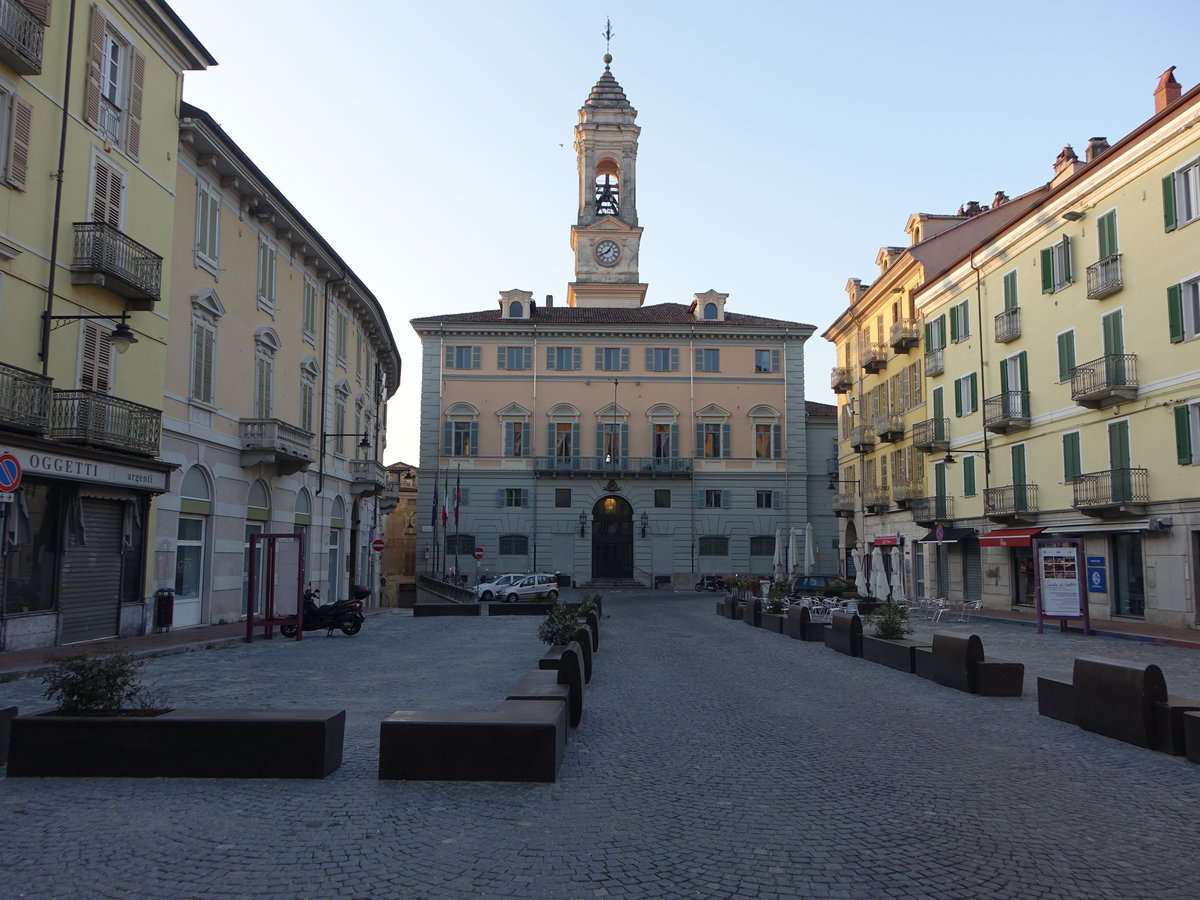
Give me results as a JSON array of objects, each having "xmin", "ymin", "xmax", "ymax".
[
  {"xmin": 1112, "ymin": 534, "xmax": 1145, "ymax": 617},
  {"xmin": 175, "ymin": 517, "xmax": 204, "ymax": 599},
  {"xmin": 1013, "ymin": 548, "xmax": 1036, "ymax": 606},
  {"xmin": 2, "ymin": 483, "xmax": 59, "ymax": 614}
]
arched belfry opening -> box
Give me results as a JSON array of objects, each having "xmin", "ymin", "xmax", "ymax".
[
  {"xmin": 591, "ymin": 494, "xmax": 633, "ymax": 579},
  {"xmin": 594, "ymin": 158, "xmax": 620, "ymax": 216}
]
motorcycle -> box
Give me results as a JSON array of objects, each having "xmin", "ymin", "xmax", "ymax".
[
  {"xmin": 695, "ymin": 575, "xmax": 726, "ymax": 592},
  {"xmin": 279, "ymin": 586, "xmax": 365, "ymax": 637}
]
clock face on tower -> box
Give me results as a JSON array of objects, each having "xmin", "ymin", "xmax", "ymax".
[{"xmin": 594, "ymin": 239, "xmax": 620, "ymax": 266}]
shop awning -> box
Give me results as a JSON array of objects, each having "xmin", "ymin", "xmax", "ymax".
[
  {"xmin": 916, "ymin": 527, "xmax": 977, "ymax": 544},
  {"xmin": 979, "ymin": 527, "xmax": 1045, "ymax": 548}
]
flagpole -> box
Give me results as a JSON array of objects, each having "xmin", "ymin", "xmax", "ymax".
[
  {"xmin": 454, "ymin": 464, "xmax": 461, "ymax": 582},
  {"xmin": 431, "ymin": 466, "xmax": 440, "ymax": 577}
]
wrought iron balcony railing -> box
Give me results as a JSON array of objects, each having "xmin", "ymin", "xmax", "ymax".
[
  {"xmin": 1086, "ymin": 254, "xmax": 1123, "ymax": 300},
  {"xmin": 0, "ymin": 0, "xmax": 45, "ymax": 75},
  {"xmin": 831, "ymin": 366, "xmax": 853, "ymax": 394},
  {"xmin": 862, "ymin": 342, "xmax": 889, "ymax": 373},
  {"xmin": 889, "ymin": 318, "xmax": 920, "ymax": 353},
  {"xmin": 983, "ymin": 390, "xmax": 1031, "ymax": 434},
  {"xmin": 911, "ymin": 417, "xmax": 949, "ymax": 452},
  {"xmin": 832, "ymin": 491, "xmax": 856, "ymax": 515},
  {"xmin": 1072, "ymin": 468, "xmax": 1149, "ymax": 513},
  {"xmin": 864, "ymin": 487, "xmax": 890, "ymax": 511},
  {"xmin": 875, "ymin": 413, "xmax": 905, "ymax": 442},
  {"xmin": 849, "ymin": 424, "xmax": 876, "ymax": 451},
  {"xmin": 72, "ymin": 222, "xmax": 162, "ymax": 307},
  {"xmin": 984, "ymin": 484, "xmax": 1039, "ymax": 519},
  {"xmin": 1071, "ymin": 354, "xmax": 1138, "ymax": 408},
  {"xmin": 994, "ymin": 307, "xmax": 1021, "ymax": 343},
  {"xmin": 911, "ymin": 495, "xmax": 953, "ymax": 525},
  {"xmin": 924, "ymin": 348, "xmax": 944, "ymax": 377},
  {"xmin": 239, "ymin": 418, "xmax": 315, "ymax": 472},
  {"xmin": 0, "ymin": 361, "xmax": 52, "ymax": 434},
  {"xmin": 533, "ymin": 455, "xmax": 693, "ymax": 477},
  {"xmin": 892, "ymin": 479, "xmax": 925, "ymax": 503},
  {"xmin": 50, "ymin": 390, "xmax": 161, "ymax": 455}
]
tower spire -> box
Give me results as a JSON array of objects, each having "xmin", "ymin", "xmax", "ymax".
[{"xmin": 602, "ymin": 18, "xmax": 614, "ymax": 61}]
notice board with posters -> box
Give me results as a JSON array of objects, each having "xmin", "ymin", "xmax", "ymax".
[{"xmin": 1032, "ymin": 537, "xmax": 1091, "ymax": 635}]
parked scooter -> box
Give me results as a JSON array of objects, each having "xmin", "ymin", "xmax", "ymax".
[
  {"xmin": 279, "ymin": 586, "xmax": 366, "ymax": 637},
  {"xmin": 695, "ymin": 575, "xmax": 727, "ymax": 592}
]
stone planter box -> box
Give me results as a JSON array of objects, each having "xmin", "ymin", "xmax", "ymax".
[
  {"xmin": 538, "ymin": 641, "xmax": 585, "ymax": 727},
  {"xmin": 413, "ymin": 603, "xmax": 481, "ymax": 616},
  {"xmin": 487, "ymin": 602, "xmax": 551, "ymax": 616},
  {"xmin": 6, "ymin": 709, "xmax": 345, "ymax": 778},
  {"xmin": 862, "ymin": 635, "xmax": 930, "ymax": 673},
  {"xmin": 759, "ymin": 612, "xmax": 785, "ymax": 634},
  {"xmin": 0, "ymin": 706, "xmax": 16, "ymax": 766}
]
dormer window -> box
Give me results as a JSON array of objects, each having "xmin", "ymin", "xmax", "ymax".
[
  {"xmin": 692, "ymin": 290, "xmax": 728, "ymax": 322},
  {"xmin": 499, "ymin": 288, "xmax": 533, "ymax": 319}
]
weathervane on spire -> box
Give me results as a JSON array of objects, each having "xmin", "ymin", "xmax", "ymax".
[{"xmin": 602, "ymin": 18, "xmax": 614, "ymax": 65}]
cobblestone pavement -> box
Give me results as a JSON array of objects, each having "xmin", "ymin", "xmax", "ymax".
[{"xmin": 2, "ymin": 592, "xmax": 1200, "ymax": 898}]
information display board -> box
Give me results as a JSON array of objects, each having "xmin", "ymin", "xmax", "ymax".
[{"xmin": 1032, "ymin": 537, "xmax": 1091, "ymax": 635}]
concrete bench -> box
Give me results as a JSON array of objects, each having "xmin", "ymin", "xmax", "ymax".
[
  {"xmin": 378, "ymin": 700, "xmax": 567, "ymax": 782},
  {"xmin": 413, "ymin": 603, "xmax": 482, "ymax": 617},
  {"xmin": 742, "ymin": 596, "xmax": 761, "ymax": 627},
  {"xmin": 824, "ymin": 610, "xmax": 862, "ymax": 657},
  {"xmin": 1037, "ymin": 657, "xmax": 1177, "ymax": 751},
  {"xmin": 487, "ymin": 602, "xmax": 552, "ymax": 616},
  {"xmin": 917, "ymin": 632, "xmax": 1023, "ymax": 696},
  {"xmin": 784, "ymin": 605, "xmax": 828, "ymax": 643},
  {"xmin": 861, "ymin": 636, "xmax": 929, "ymax": 674},
  {"xmin": 0, "ymin": 706, "xmax": 16, "ymax": 766},
  {"xmin": 538, "ymin": 641, "xmax": 585, "ymax": 727}
]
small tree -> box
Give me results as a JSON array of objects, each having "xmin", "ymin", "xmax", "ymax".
[
  {"xmin": 577, "ymin": 592, "xmax": 602, "ymax": 617},
  {"xmin": 864, "ymin": 603, "xmax": 913, "ymax": 640}
]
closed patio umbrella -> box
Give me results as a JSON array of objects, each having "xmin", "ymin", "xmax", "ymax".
[
  {"xmin": 870, "ymin": 544, "xmax": 891, "ymax": 602},
  {"xmin": 772, "ymin": 527, "xmax": 785, "ymax": 580},
  {"xmin": 787, "ymin": 527, "xmax": 798, "ymax": 576},
  {"xmin": 890, "ymin": 549, "xmax": 907, "ymax": 608},
  {"xmin": 850, "ymin": 548, "xmax": 867, "ymax": 596},
  {"xmin": 804, "ymin": 521, "xmax": 815, "ymax": 575}
]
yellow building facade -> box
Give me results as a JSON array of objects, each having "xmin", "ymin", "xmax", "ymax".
[{"xmin": 0, "ymin": 2, "xmax": 213, "ymax": 649}]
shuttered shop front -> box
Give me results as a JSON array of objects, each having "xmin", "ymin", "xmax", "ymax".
[{"xmin": 59, "ymin": 498, "xmax": 125, "ymax": 643}]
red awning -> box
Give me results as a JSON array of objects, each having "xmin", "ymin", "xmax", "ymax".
[
  {"xmin": 979, "ymin": 527, "xmax": 1045, "ymax": 548},
  {"xmin": 873, "ymin": 536, "xmax": 900, "ymax": 546}
]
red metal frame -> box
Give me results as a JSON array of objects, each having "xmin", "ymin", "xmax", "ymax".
[{"xmin": 245, "ymin": 532, "xmax": 306, "ymax": 643}]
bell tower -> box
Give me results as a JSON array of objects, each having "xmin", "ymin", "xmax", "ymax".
[{"xmin": 567, "ymin": 42, "xmax": 647, "ymax": 308}]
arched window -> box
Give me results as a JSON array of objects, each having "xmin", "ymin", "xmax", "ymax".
[
  {"xmin": 509, "ymin": 301, "xmax": 522, "ymax": 318},
  {"xmin": 704, "ymin": 303, "xmax": 718, "ymax": 320},
  {"xmin": 175, "ymin": 466, "xmax": 214, "ymax": 628},
  {"xmin": 443, "ymin": 402, "xmax": 479, "ymax": 457},
  {"xmin": 594, "ymin": 158, "xmax": 620, "ymax": 215},
  {"xmin": 243, "ymin": 479, "xmax": 271, "ymax": 616},
  {"xmin": 547, "ymin": 403, "xmax": 580, "ymax": 467},
  {"xmin": 328, "ymin": 496, "xmax": 346, "ymax": 601},
  {"xmin": 748, "ymin": 405, "xmax": 782, "ymax": 460}
]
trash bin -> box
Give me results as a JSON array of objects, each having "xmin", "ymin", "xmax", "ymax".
[
  {"xmin": 153, "ymin": 588, "xmax": 174, "ymax": 632},
  {"xmin": 556, "ymin": 574, "xmax": 571, "ymax": 588}
]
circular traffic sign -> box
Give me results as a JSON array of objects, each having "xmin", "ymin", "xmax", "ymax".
[
  {"xmin": 473, "ymin": 547, "xmax": 484, "ymax": 560},
  {"xmin": 0, "ymin": 453, "xmax": 21, "ymax": 492},
  {"xmin": 935, "ymin": 524, "xmax": 945, "ymax": 543},
  {"xmin": 371, "ymin": 538, "xmax": 385, "ymax": 552}
]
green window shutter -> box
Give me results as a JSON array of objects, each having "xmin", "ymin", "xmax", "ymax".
[
  {"xmin": 1168, "ymin": 284, "xmax": 1184, "ymax": 343},
  {"xmin": 999, "ymin": 359, "xmax": 1009, "ymax": 394},
  {"xmin": 1098, "ymin": 211, "xmax": 1117, "ymax": 258},
  {"xmin": 1176, "ymin": 406, "xmax": 1193, "ymax": 464},
  {"xmin": 963, "ymin": 456, "xmax": 976, "ymax": 496},
  {"xmin": 1003, "ymin": 271, "xmax": 1018, "ymax": 310},
  {"xmin": 1057, "ymin": 332, "xmax": 1074, "ymax": 381},
  {"xmin": 1018, "ymin": 351, "xmax": 1028, "ymax": 393},
  {"xmin": 1063, "ymin": 433, "xmax": 1081, "ymax": 483},
  {"xmin": 924, "ymin": 322, "xmax": 932, "ymax": 349},
  {"xmin": 954, "ymin": 379, "xmax": 963, "ymax": 418},
  {"xmin": 1061, "ymin": 235, "xmax": 1072, "ymax": 283},
  {"xmin": 969, "ymin": 373, "xmax": 977, "ymax": 411},
  {"xmin": 949, "ymin": 306, "xmax": 959, "ymax": 342},
  {"xmin": 1041, "ymin": 248, "xmax": 1054, "ymax": 293},
  {"xmin": 937, "ymin": 315, "xmax": 946, "ymax": 349},
  {"xmin": 1163, "ymin": 173, "xmax": 1177, "ymax": 232}
]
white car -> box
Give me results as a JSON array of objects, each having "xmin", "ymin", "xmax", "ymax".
[
  {"xmin": 475, "ymin": 574, "xmax": 524, "ymax": 602},
  {"xmin": 499, "ymin": 573, "xmax": 560, "ymax": 603}
]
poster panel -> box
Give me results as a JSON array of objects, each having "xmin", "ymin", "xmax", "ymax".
[{"xmin": 1032, "ymin": 537, "xmax": 1090, "ymax": 635}]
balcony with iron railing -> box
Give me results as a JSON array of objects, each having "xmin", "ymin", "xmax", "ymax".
[
  {"xmin": 239, "ymin": 418, "xmax": 315, "ymax": 473},
  {"xmin": 0, "ymin": 0, "xmax": 45, "ymax": 75},
  {"xmin": 1071, "ymin": 354, "xmax": 1138, "ymax": 408},
  {"xmin": 1086, "ymin": 254, "xmax": 1123, "ymax": 300},
  {"xmin": 984, "ymin": 390, "xmax": 1031, "ymax": 434},
  {"xmin": 984, "ymin": 483, "xmax": 1040, "ymax": 523},
  {"xmin": 924, "ymin": 348, "xmax": 944, "ymax": 377},
  {"xmin": 849, "ymin": 424, "xmax": 876, "ymax": 452},
  {"xmin": 71, "ymin": 222, "xmax": 162, "ymax": 308},
  {"xmin": 1072, "ymin": 468, "xmax": 1149, "ymax": 517},
  {"xmin": 994, "ymin": 307, "xmax": 1021, "ymax": 343},
  {"xmin": 911, "ymin": 495, "xmax": 953, "ymax": 525},
  {"xmin": 892, "ymin": 478, "xmax": 925, "ymax": 508},
  {"xmin": 833, "ymin": 491, "xmax": 857, "ymax": 517},
  {"xmin": 864, "ymin": 487, "xmax": 890, "ymax": 512},
  {"xmin": 911, "ymin": 417, "xmax": 949, "ymax": 452},
  {"xmin": 862, "ymin": 342, "xmax": 889, "ymax": 373},
  {"xmin": 349, "ymin": 458, "xmax": 388, "ymax": 495},
  {"xmin": 533, "ymin": 455, "xmax": 693, "ymax": 477},
  {"xmin": 831, "ymin": 366, "xmax": 853, "ymax": 394},
  {"xmin": 875, "ymin": 413, "xmax": 905, "ymax": 443},
  {"xmin": 0, "ymin": 361, "xmax": 52, "ymax": 434},
  {"xmin": 889, "ymin": 318, "xmax": 921, "ymax": 353},
  {"xmin": 50, "ymin": 390, "xmax": 161, "ymax": 456}
]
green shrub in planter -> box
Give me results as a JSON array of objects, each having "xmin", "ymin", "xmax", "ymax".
[
  {"xmin": 577, "ymin": 592, "xmax": 602, "ymax": 617},
  {"xmin": 864, "ymin": 603, "xmax": 913, "ymax": 640},
  {"xmin": 42, "ymin": 654, "xmax": 167, "ymax": 716},
  {"xmin": 538, "ymin": 600, "xmax": 582, "ymax": 647}
]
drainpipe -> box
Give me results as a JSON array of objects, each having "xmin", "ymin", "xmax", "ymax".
[
  {"xmin": 40, "ymin": 0, "xmax": 79, "ymax": 375},
  {"xmin": 969, "ymin": 252, "xmax": 992, "ymax": 485}
]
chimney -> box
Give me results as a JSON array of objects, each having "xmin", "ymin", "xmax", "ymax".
[
  {"xmin": 545, "ymin": 293, "xmax": 554, "ymax": 308},
  {"xmin": 993, "ymin": 191, "xmax": 1009, "ymax": 207},
  {"xmin": 960, "ymin": 201, "xmax": 983, "ymax": 217},
  {"xmin": 1086, "ymin": 137, "xmax": 1110, "ymax": 163},
  {"xmin": 1155, "ymin": 66, "xmax": 1181, "ymax": 113},
  {"xmin": 1052, "ymin": 145, "xmax": 1084, "ymax": 186}
]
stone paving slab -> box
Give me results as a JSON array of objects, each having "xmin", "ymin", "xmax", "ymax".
[{"xmin": 0, "ymin": 595, "xmax": 1199, "ymax": 898}]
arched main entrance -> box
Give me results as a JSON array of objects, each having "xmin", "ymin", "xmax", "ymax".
[{"xmin": 591, "ymin": 495, "xmax": 633, "ymax": 579}]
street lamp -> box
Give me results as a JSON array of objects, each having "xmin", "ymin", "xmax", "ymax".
[
  {"xmin": 578, "ymin": 511, "xmax": 587, "ymax": 537},
  {"xmin": 43, "ymin": 311, "xmax": 139, "ymax": 355},
  {"xmin": 640, "ymin": 510, "xmax": 649, "ymax": 538},
  {"xmin": 316, "ymin": 430, "xmax": 371, "ymax": 495}
]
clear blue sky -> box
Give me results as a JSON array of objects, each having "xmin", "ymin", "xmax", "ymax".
[{"xmin": 171, "ymin": 0, "xmax": 1192, "ymax": 466}]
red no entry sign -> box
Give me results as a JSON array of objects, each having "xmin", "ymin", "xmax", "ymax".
[
  {"xmin": 0, "ymin": 453, "xmax": 21, "ymax": 492},
  {"xmin": 371, "ymin": 538, "xmax": 385, "ymax": 552},
  {"xmin": 474, "ymin": 547, "xmax": 484, "ymax": 560}
]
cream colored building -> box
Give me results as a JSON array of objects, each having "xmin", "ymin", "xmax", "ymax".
[
  {"xmin": 0, "ymin": 2, "xmax": 214, "ymax": 650},
  {"xmin": 412, "ymin": 57, "xmax": 828, "ymax": 587},
  {"xmin": 157, "ymin": 103, "xmax": 402, "ymax": 627}
]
